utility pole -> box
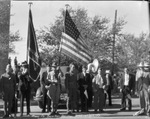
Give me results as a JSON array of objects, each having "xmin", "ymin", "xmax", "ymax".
[{"xmin": 112, "ymin": 10, "xmax": 117, "ymax": 76}]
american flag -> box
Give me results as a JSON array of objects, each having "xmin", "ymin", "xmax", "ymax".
[{"xmin": 60, "ymin": 10, "xmax": 92, "ymax": 65}]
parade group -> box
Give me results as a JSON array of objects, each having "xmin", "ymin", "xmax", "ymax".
[{"xmin": 0, "ymin": 57, "xmax": 150, "ymax": 118}]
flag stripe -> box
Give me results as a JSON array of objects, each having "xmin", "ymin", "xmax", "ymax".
[
  {"xmin": 61, "ymin": 45, "xmax": 89, "ymax": 64},
  {"xmin": 62, "ymin": 35, "xmax": 91, "ymax": 60},
  {"xmin": 61, "ymin": 42, "xmax": 90, "ymax": 63},
  {"xmin": 61, "ymin": 37, "xmax": 91, "ymax": 61},
  {"xmin": 62, "ymin": 32, "xmax": 91, "ymax": 59},
  {"xmin": 62, "ymin": 32, "xmax": 88, "ymax": 53}
]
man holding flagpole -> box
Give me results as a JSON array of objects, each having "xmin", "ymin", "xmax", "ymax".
[{"xmin": 18, "ymin": 2, "xmax": 41, "ymax": 116}]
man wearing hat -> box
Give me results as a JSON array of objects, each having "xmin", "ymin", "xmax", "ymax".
[
  {"xmin": 39, "ymin": 64, "xmax": 51, "ymax": 113},
  {"xmin": 18, "ymin": 61, "xmax": 32, "ymax": 116},
  {"xmin": 134, "ymin": 62, "xmax": 150, "ymax": 116},
  {"xmin": 120, "ymin": 68, "xmax": 134, "ymax": 111},
  {"xmin": 46, "ymin": 62, "xmax": 61, "ymax": 116},
  {"xmin": 0, "ymin": 64, "xmax": 16, "ymax": 118},
  {"xmin": 105, "ymin": 70, "xmax": 113, "ymax": 106}
]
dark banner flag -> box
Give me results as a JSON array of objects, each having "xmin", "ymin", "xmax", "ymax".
[
  {"xmin": 61, "ymin": 10, "xmax": 92, "ymax": 65},
  {"xmin": 27, "ymin": 8, "xmax": 41, "ymax": 80}
]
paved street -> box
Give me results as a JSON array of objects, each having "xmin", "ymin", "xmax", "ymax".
[{"xmin": 0, "ymin": 95, "xmax": 150, "ymax": 119}]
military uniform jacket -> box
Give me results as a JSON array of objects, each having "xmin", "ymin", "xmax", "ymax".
[{"xmin": 137, "ymin": 71, "xmax": 150, "ymax": 91}]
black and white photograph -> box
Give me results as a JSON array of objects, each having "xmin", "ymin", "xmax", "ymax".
[{"xmin": 0, "ymin": 0, "xmax": 150, "ymax": 118}]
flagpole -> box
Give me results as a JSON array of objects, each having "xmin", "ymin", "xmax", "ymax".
[
  {"xmin": 112, "ymin": 10, "xmax": 117, "ymax": 76},
  {"xmin": 58, "ymin": 4, "xmax": 69, "ymax": 67},
  {"xmin": 26, "ymin": 2, "xmax": 33, "ymax": 63}
]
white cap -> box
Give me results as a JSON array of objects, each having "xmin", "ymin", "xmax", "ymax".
[{"xmin": 105, "ymin": 70, "xmax": 110, "ymax": 74}]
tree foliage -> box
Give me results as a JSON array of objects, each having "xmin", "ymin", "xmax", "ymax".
[
  {"xmin": 9, "ymin": 30, "xmax": 22, "ymax": 53},
  {"xmin": 115, "ymin": 33, "xmax": 150, "ymax": 71},
  {"xmin": 36, "ymin": 6, "xmax": 149, "ymax": 72}
]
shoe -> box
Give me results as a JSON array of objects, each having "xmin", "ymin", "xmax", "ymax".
[
  {"xmin": 109, "ymin": 104, "xmax": 112, "ymax": 106},
  {"xmin": 42, "ymin": 110, "xmax": 45, "ymax": 113},
  {"xmin": 3, "ymin": 115, "xmax": 9, "ymax": 118},
  {"xmin": 99, "ymin": 109, "xmax": 104, "ymax": 112},
  {"xmin": 120, "ymin": 108, "xmax": 126, "ymax": 111},
  {"xmin": 133, "ymin": 110, "xmax": 146, "ymax": 116},
  {"xmin": 67, "ymin": 111, "xmax": 72, "ymax": 115},
  {"xmin": 27, "ymin": 113, "xmax": 31, "ymax": 117},
  {"xmin": 49, "ymin": 111, "xmax": 55, "ymax": 116},
  {"xmin": 137, "ymin": 112, "xmax": 146, "ymax": 116},
  {"xmin": 47, "ymin": 109, "xmax": 51, "ymax": 113},
  {"xmin": 94, "ymin": 109, "xmax": 97, "ymax": 112},
  {"xmin": 9, "ymin": 114, "xmax": 14, "ymax": 118},
  {"xmin": 81, "ymin": 109, "xmax": 85, "ymax": 112},
  {"xmin": 55, "ymin": 111, "xmax": 61, "ymax": 116}
]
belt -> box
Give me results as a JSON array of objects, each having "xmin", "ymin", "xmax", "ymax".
[
  {"xmin": 124, "ymin": 85, "xmax": 129, "ymax": 87},
  {"xmin": 51, "ymin": 83, "xmax": 58, "ymax": 86}
]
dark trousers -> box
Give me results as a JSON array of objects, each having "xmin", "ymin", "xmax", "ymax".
[
  {"xmin": 11, "ymin": 90, "xmax": 19, "ymax": 113},
  {"xmin": 4, "ymin": 99, "xmax": 13, "ymax": 116},
  {"xmin": 106, "ymin": 85, "xmax": 112, "ymax": 106},
  {"xmin": 43, "ymin": 89, "xmax": 51, "ymax": 112},
  {"xmin": 121, "ymin": 86, "xmax": 132, "ymax": 110},
  {"xmin": 80, "ymin": 90, "xmax": 88, "ymax": 112},
  {"xmin": 87, "ymin": 87, "xmax": 93, "ymax": 108},
  {"xmin": 20, "ymin": 89, "xmax": 31, "ymax": 115}
]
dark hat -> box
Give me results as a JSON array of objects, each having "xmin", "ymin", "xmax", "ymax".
[
  {"xmin": 21, "ymin": 61, "xmax": 28, "ymax": 67},
  {"xmin": 82, "ymin": 65, "xmax": 87, "ymax": 69},
  {"xmin": 51, "ymin": 62, "xmax": 57, "ymax": 67}
]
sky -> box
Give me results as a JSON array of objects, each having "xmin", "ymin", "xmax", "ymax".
[{"xmin": 9, "ymin": 0, "xmax": 149, "ymax": 63}]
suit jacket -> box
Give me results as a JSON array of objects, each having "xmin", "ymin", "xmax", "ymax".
[
  {"xmin": 120, "ymin": 73, "xmax": 134, "ymax": 90},
  {"xmin": 39, "ymin": 71, "xmax": 49, "ymax": 93},
  {"xmin": 105, "ymin": 74, "xmax": 113, "ymax": 90},
  {"xmin": 18, "ymin": 70, "xmax": 31, "ymax": 92},
  {"xmin": 137, "ymin": 71, "xmax": 150, "ymax": 91},
  {"xmin": 78, "ymin": 72, "xmax": 88, "ymax": 92},
  {"xmin": 0, "ymin": 73, "xmax": 16, "ymax": 94}
]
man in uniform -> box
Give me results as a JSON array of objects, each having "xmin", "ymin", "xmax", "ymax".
[
  {"xmin": 134, "ymin": 62, "xmax": 150, "ymax": 116},
  {"xmin": 0, "ymin": 64, "xmax": 16, "ymax": 118},
  {"xmin": 18, "ymin": 61, "xmax": 32, "ymax": 116},
  {"xmin": 39, "ymin": 64, "xmax": 51, "ymax": 113},
  {"xmin": 93, "ymin": 68, "xmax": 105, "ymax": 112},
  {"xmin": 46, "ymin": 62, "xmax": 61, "ymax": 116}
]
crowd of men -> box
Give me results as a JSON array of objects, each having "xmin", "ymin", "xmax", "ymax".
[{"xmin": 0, "ymin": 58, "xmax": 150, "ymax": 118}]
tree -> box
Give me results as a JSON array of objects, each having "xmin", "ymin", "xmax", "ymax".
[
  {"xmin": 37, "ymin": 7, "xmax": 127, "ymax": 67},
  {"xmin": 115, "ymin": 33, "xmax": 150, "ymax": 71},
  {"xmin": 9, "ymin": 30, "xmax": 22, "ymax": 53},
  {"xmin": 0, "ymin": 0, "xmax": 10, "ymax": 75}
]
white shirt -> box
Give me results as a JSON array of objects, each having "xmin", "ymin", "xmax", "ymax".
[
  {"xmin": 124, "ymin": 73, "xmax": 129, "ymax": 86},
  {"xmin": 93, "ymin": 74, "xmax": 103, "ymax": 88}
]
